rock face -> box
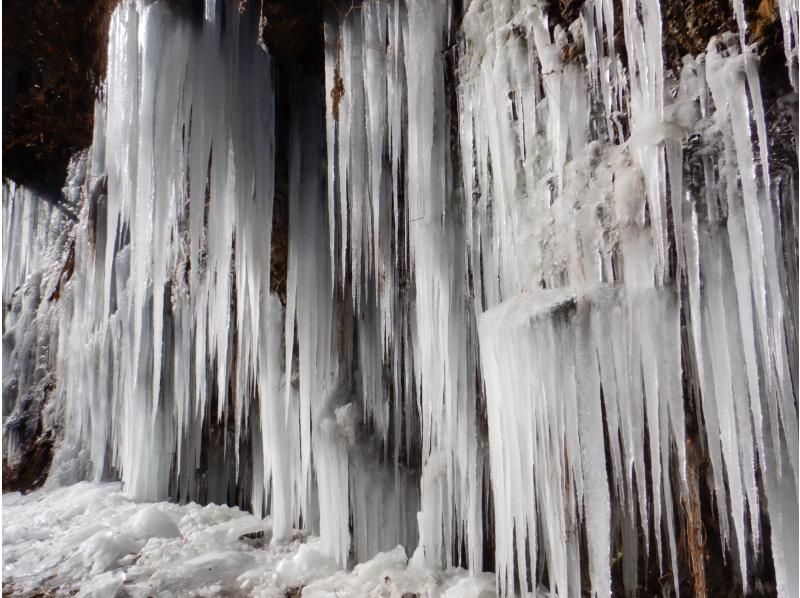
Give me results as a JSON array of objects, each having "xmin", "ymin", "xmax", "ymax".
[{"xmin": 2, "ymin": 0, "xmax": 114, "ymax": 193}]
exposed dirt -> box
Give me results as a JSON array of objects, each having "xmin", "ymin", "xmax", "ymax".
[{"xmin": 2, "ymin": 429, "xmax": 54, "ymax": 493}]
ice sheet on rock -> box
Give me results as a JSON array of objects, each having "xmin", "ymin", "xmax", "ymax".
[{"xmin": 2, "ymin": 182, "xmax": 75, "ymax": 463}]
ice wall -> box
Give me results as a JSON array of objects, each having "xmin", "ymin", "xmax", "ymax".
[
  {"xmin": 3, "ymin": 0, "xmax": 798, "ymax": 595},
  {"xmin": 459, "ymin": 1, "xmax": 798, "ymax": 595},
  {"xmin": 324, "ymin": 0, "xmax": 484, "ymax": 571},
  {"xmin": 50, "ymin": 0, "xmax": 279, "ymax": 505},
  {"xmin": 34, "ymin": 0, "xmax": 419, "ymax": 573},
  {"xmin": 324, "ymin": 0, "xmax": 798, "ymax": 594}
]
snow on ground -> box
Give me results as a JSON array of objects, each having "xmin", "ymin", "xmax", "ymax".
[{"xmin": 2, "ymin": 482, "xmax": 497, "ymax": 597}]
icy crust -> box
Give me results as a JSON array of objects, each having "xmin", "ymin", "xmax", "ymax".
[{"xmin": 1, "ymin": 482, "xmax": 495, "ymax": 598}]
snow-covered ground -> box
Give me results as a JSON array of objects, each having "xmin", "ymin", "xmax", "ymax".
[{"xmin": 2, "ymin": 482, "xmax": 497, "ymax": 597}]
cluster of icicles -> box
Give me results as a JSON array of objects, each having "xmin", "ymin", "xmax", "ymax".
[{"xmin": 2, "ymin": 0, "xmax": 798, "ymax": 595}]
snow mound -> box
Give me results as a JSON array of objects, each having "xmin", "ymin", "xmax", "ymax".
[{"xmin": 2, "ymin": 482, "xmax": 493, "ymax": 597}]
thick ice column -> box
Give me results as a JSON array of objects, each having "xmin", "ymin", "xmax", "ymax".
[
  {"xmin": 315, "ymin": 404, "xmax": 352, "ymax": 567},
  {"xmin": 285, "ymin": 79, "xmax": 337, "ymax": 541},
  {"xmin": 258, "ymin": 295, "xmax": 294, "ymax": 541},
  {"xmin": 404, "ymin": 0, "xmax": 480, "ymax": 570}
]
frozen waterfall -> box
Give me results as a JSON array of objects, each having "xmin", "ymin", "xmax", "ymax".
[{"xmin": 2, "ymin": 0, "xmax": 798, "ymax": 595}]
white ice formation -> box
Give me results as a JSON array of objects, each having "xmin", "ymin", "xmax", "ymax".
[
  {"xmin": 2, "ymin": 0, "xmax": 798, "ymax": 596},
  {"xmin": 3, "ymin": 481, "xmax": 496, "ymax": 597}
]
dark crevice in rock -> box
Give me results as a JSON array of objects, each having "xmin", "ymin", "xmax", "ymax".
[{"xmin": 265, "ymin": 0, "xmax": 324, "ymax": 303}]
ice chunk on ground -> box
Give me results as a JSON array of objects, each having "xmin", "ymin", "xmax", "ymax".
[
  {"xmin": 129, "ymin": 505, "xmax": 181, "ymax": 539},
  {"xmin": 275, "ymin": 543, "xmax": 340, "ymax": 587}
]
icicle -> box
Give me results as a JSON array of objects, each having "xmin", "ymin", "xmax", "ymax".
[
  {"xmin": 779, "ymin": 0, "xmax": 800, "ymax": 89},
  {"xmin": 287, "ymin": 77, "xmax": 336, "ymax": 539}
]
